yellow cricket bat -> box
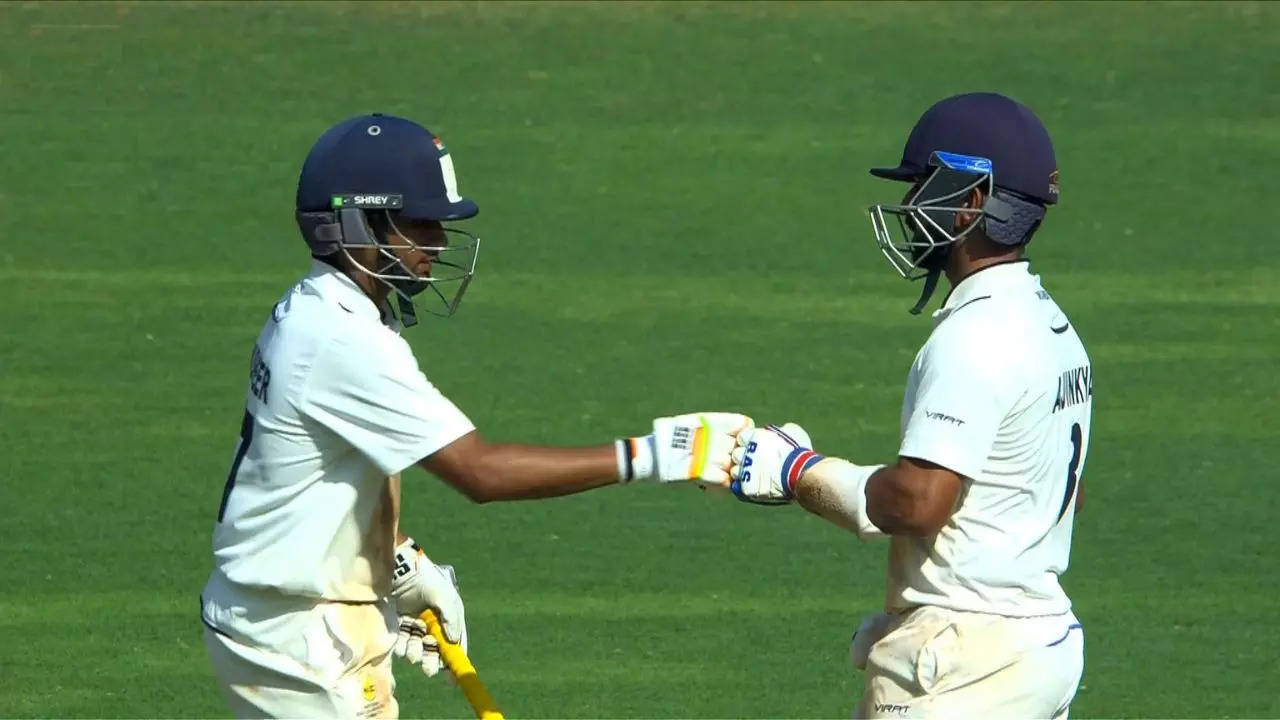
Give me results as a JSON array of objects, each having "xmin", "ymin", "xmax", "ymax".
[{"xmin": 420, "ymin": 610, "xmax": 504, "ymax": 720}]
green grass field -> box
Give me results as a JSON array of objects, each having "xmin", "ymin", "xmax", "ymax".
[{"xmin": 2, "ymin": 1, "xmax": 1278, "ymax": 717}]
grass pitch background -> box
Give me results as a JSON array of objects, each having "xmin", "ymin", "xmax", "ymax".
[{"xmin": 1, "ymin": 2, "xmax": 1278, "ymax": 717}]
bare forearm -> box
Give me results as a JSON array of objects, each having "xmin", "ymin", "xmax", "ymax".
[
  {"xmin": 472, "ymin": 443, "xmax": 617, "ymax": 500},
  {"xmin": 792, "ymin": 455, "xmax": 961, "ymax": 539},
  {"xmin": 428, "ymin": 442, "xmax": 619, "ymax": 503},
  {"xmin": 794, "ymin": 470, "xmax": 866, "ymax": 534},
  {"xmin": 793, "ymin": 458, "xmax": 887, "ymax": 540}
]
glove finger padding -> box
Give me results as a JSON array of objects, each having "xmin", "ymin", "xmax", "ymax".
[
  {"xmin": 394, "ymin": 616, "xmax": 444, "ymax": 678},
  {"xmin": 420, "ymin": 633, "xmax": 444, "ymax": 678},
  {"xmin": 395, "ymin": 617, "xmax": 426, "ymax": 661},
  {"xmin": 697, "ymin": 431, "xmax": 739, "ymax": 487},
  {"xmin": 406, "ymin": 632, "xmax": 425, "ymax": 665},
  {"xmin": 652, "ymin": 412, "xmax": 753, "ymax": 483},
  {"xmin": 394, "ymin": 623, "xmax": 410, "ymax": 658}
]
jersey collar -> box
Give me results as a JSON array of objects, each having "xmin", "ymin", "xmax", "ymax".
[
  {"xmin": 933, "ymin": 259, "xmax": 1033, "ymax": 321},
  {"xmin": 304, "ymin": 259, "xmax": 382, "ymax": 322}
]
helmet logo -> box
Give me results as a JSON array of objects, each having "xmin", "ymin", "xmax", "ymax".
[
  {"xmin": 367, "ymin": 125, "xmax": 381, "ymax": 136},
  {"xmin": 330, "ymin": 193, "xmax": 404, "ymax": 209},
  {"xmin": 932, "ymin": 151, "xmax": 992, "ymax": 174}
]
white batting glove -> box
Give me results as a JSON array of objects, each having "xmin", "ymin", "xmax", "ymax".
[
  {"xmin": 394, "ymin": 615, "xmax": 445, "ymax": 678},
  {"xmin": 729, "ymin": 423, "xmax": 822, "ymax": 505},
  {"xmin": 390, "ymin": 538, "xmax": 467, "ymax": 677},
  {"xmin": 617, "ymin": 412, "xmax": 753, "ymax": 485}
]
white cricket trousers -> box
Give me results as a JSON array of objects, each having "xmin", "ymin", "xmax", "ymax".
[
  {"xmin": 851, "ymin": 606, "xmax": 1083, "ymax": 719},
  {"xmin": 202, "ymin": 591, "xmax": 399, "ymax": 719}
]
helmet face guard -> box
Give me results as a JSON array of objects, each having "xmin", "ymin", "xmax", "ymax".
[
  {"xmin": 299, "ymin": 194, "xmax": 479, "ymax": 326},
  {"xmin": 337, "ymin": 206, "xmax": 478, "ymax": 324},
  {"xmin": 868, "ymin": 151, "xmax": 994, "ymax": 281}
]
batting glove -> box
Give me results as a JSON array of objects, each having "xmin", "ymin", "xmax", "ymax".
[
  {"xmin": 617, "ymin": 412, "xmax": 753, "ymax": 485},
  {"xmin": 729, "ymin": 423, "xmax": 822, "ymax": 505},
  {"xmin": 390, "ymin": 538, "xmax": 467, "ymax": 677}
]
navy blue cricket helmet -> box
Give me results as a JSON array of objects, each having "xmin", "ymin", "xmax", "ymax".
[
  {"xmin": 296, "ymin": 113, "xmax": 478, "ymax": 222},
  {"xmin": 295, "ymin": 113, "xmax": 481, "ymax": 324},
  {"xmin": 867, "ymin": 93, "xmax": 1058, "ymax": 313}
]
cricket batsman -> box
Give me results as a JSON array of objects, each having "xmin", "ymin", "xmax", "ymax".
[
  {"xmin": 721, "ymin": 93, "xmax": 1091, "ymax": 718},
  {"xmin": 199, "ymin": 113, "xmax": 750, "ymax": 718}
]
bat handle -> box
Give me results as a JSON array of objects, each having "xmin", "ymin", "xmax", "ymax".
[{"xmin": 420, "ymin": 610, "xmax": 505, "ymax": 720}]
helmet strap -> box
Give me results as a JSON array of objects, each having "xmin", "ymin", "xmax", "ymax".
[
  {"xmin": 908, "ymin": 267, "xmax": 942, "ymax": 315},
  {"xmin": 396, "ymin": 294, "xmax": 419, "ymax": 328}
]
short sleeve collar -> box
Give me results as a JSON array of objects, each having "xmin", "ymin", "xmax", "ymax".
[
  {"xmin": 932, "ymin": 260, "xmax": 1034, "ymax": 324},
  {"xmin": 301, "ymin": 260, "xmax": 382, "ymax": 323}
]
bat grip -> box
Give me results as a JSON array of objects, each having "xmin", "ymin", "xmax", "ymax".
[{"xmin": 419, "ymin": 610, "xmax": 504, "ymax": 720}]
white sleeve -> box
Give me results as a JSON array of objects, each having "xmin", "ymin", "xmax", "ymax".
[
  {"xmin": 898, "ymin": 330, "xmax": 1010, "ymax": 480},
  {"xmin": 298, "ymin": 327, "xmax": 475, "ymax": 476}
]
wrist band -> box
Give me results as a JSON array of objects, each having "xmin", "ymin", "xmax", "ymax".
[
  {"xmin": 780, "ymin": 447, "xmax": 826, "ymax": 498},
  {"xmin": 633, "ymin": 435, "xmax": 656, "ymax": 480},
  {"xmin": 615, "ymin": 435, "xmax": 656, "ymax": 483},
  {"xmin": 615, "ymin": 439, "xmax": 633, "ymax": 483}
]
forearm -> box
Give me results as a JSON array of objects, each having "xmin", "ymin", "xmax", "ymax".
[
  {"xmin": 793, "ymin": 458, "xmax": 888, "ymax": 541},
  {"xmin": 423, "ymin": 413, "xmax": 744, "ymax": 503},
  {"xmin": 793, "ymin": 463, "xmax": 940, "ymax": 537},
  {"xmin": 438, "ymin": 443, "xmax": 619, "ymax": 503},
  {"xmin": 793, "ymin": 454, "xmax": 962, "ymax": 538}
]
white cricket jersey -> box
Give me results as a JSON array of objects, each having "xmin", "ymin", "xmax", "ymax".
[
  {"xmin": 203, "ymin": 261, "xmax": 474, "ymax": 607},
  {"xmin": 888, "ymin": 260, "xmax": 1092, "ymax": 617}
]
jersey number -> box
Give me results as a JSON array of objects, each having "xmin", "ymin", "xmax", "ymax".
[
  {"xmin": 217, "ymin": 410, "xmax": 254, "ymax": 522},
  {"xmin": 1056, "ymin": 422, "xmax": 1083, "ymax": 523}
]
